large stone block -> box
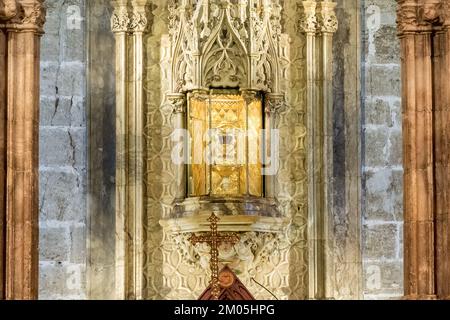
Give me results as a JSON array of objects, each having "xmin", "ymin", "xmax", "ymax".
[
  {"xmin": 39, "ymin": 227, "xmax": 70, "ymax": 262},
  {"xmin": 365, "ymin": 65, "xmax": 401, "ymax": 97},
  {"xmin": 388, "ymin": 130, "xmax": 403, "ymax": 166},
  {"xmin": 39, "ymin": 262, "xmax": 86, "ymax": 299},
  {"xmin": 40, "ymin": 62, "xmax": 85, "ymax": 97},
  {"xmin": 39, "ymin": 127, "xmax": 86, "ymax": 169},
  {"xmin": 57, "ymin": 63, "xmax": 86, "ymax": 96},
  {"xmin": 40, "ymin": 95, "xmax": 85, "ymax": 127},
  {"xmin": 365, "ymin": 98, "xmax": 392, "ymax": 126},
  {"xmin": 41, "ymin": 34, "xmax": 60, "ymax": 62},
  {"xmin": 364, "ymin": 128, "xmax": 389, "ymax": 167},
  {"xmin": 365, "ymin": 169, "xmax": 403, "ymax": 222},
  {"xmin": 39, "ymin": 169, "xmax": 86, "ymax": 222},
  {"xmin": 363, "ymin": 261, "xmax": 403, "ymax": 295},
  {"xmin": 63, "ymin": 28, "xmax": 85, "ymax": 62},
  {"xmin": 69, "ymin": 226, "xmax": 86, "ymax": 264},
  {"xmin": 363, "ymin": 223, "xmax": 399, "ymax": 260},
  {"xmin": 373, "ymin": 26, "xmax": 400, "ymax": 64}
]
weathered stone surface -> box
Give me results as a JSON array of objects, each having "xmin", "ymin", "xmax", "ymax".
[
  {"xmin": 362, "ymin": 0, "xmax": 403, "ymax": 300},
  {"xmin": 39, "ymin": 0, "xmax": 87, "ymax": 300},
  {"xmin": 69, "ymin": 226, "xmax": 86, "ymax": 264},
  {"xmin": 365, "ymin": 98, "xmax": 392, "ymax": 127},
  {"xmin": 39, "ymin": 170, "xmax": 86, "ymax": 222},
  {"xmin": 363, "ymin": 224, "xmax": 399, "ymax": 260},
  {"xmin": 39, "ymin": 227, "xmax": 70, "ymax": 262},
  {"xmin": 39, "ymin": 262, "xmax": 86, "ymax": 300},
  {"xmin": 85, "ymin": 0, "xmax": 116, "ymax": 300},
  {"xmin": 363, "ymin": 261, "xmax": 403, "ymax": 295},
  {"xmin": 365, "ymin": 169, "xmax": 403, "ymax": 222},
  {"xmin": 364, "ymin": 129, "xmax": 390, "ymax": 167},
  {"xmin": 40, "ymin": 96, "xmax": 85, "ymax": 127},
  {"xmin": 373, "ymin": 25, "xmax": 400, "ymax": 64},
  {"xmin": 39, "ymin": 128, "xmax": 86, "ymax": 169},
  {"xmin": 365, "ymin": 65, "xmax": 401, "ymax": 97}
]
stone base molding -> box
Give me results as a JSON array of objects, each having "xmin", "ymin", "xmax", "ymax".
[
  {"xmin": 397, "ymin": 0, "xmax": 450, "ymax": 300},
  {"xmin": 0, "ymin": 0, "xmax": 45, "ymax": 300}
]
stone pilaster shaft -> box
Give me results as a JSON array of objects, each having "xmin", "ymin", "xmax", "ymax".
[
  {"xmin": 299, "ymin": 0, "xmax": 339, "ymax": 300},
  {"xmin": 398, "ymin": 0, "xmax": 450, "ymax": 300},
  {"xmin": 111, "ymin": 0, "xmax": 148, "ymax": 300},
  {"xmin": 0, "ymin": 28, "xmax": 6, "ymax": 301},
  {"xmin": 0, "ymin": 0, "xmax": 45, "ymax": 300},
  {"xmin": 433, "ymin": 27, "xmax": 450, "ymax": 299}
]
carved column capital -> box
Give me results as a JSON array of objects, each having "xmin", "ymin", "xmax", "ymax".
[
  {"xmin": 129, "ymin": 0, "xmax": 148, "ymax": 33},
  {"xmin": 168, "ymin": 94, "xmax": 186, "ymax": 114},
  {"xmin": 318, "ymin": 1, "xmax": 338, "ymax": 34},
  {"xmin": 241, "ymin": 90, "xmax": 259, "ymax": 106},
  {"xmin": 0, "ymin": 0, "xmax": 18, "ymax": 21},
  {"xmin": 265, "ymin": 94, "xmax": 285, "ymax": 115},
  {"xmin": 2, "ymin": 0, "xmax": 46, "ymax": 34},
  {"xmin": 111, "ymin": 1, "xmax": 129, "ymax": 33},
  {"xmin": 397, "ymin": 0, "xmax": 450, "ymax": 34},
  {"xmin": 299, "ymin": 1, "xmax": 318, "ymax": 34}
]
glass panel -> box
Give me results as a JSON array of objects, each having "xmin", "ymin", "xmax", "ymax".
[
  {"xmin": 188, "ymin": 91, "xmax": 263, "ymax": 197},
  {"xmin": 188, "ymin": 94, "xmax": 208, "ymax": 196},
  {"xmin": 247, "ymin": 96, "xmax": 263, "ymax": 197},
  {"xmin": 210, "ymin": 94, "xmax": 247, "ymax": 196}
]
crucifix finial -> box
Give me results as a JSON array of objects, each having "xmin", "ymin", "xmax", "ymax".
[{"xmin": 189, "ymin": 213, "xmax": 240, "ymax": 300}]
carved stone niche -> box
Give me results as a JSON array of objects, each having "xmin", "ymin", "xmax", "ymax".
[{"xmin": 161, "ymin": 0, "xmax": 288, "ymax": 233}]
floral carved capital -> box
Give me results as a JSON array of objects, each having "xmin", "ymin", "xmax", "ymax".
[
  {"xmin": 397, "ymin": 0, "xmax": 449, "ymax": 34},
  {"xmin": 299, "ymin": 1, "xmax": 338, "ymax": 35},
  {"xmin": 265, "ymin": 94, "xmax": 285, "ymax": 115},
  {"xmin": 129, "ymin": 6, "xmax": 147, "ymax": 33},
  {"xmin": 299, "ymin": 1, "xmax": 318, "ymax": 34},
  {"xmin": 111, "ymin": 4, "xmax": 129, "ymax": 33},
  {"xmin": 318, "ymin": 1, "xmax": 338, "ymax": 34},
  {"xmin": 3, "ymin": 0, "xmax": 46, "ymax": 33}
]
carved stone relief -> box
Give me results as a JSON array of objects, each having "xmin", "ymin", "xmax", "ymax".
[{"xmin": 112, "ymin": 0, "xmax": 338, "ymax": 300}]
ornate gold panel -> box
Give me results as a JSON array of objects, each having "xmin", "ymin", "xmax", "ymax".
[{"xmin": 188, "ymin": 92, "xmax": 263, "ymax": 198}]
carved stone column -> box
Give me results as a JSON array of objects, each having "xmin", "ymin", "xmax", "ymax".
[
  {"xmin": 168, "ymin": 93, "xmax": 187, "ymax": 201},
  {"xmin": 0, "ymin": 0, "xmax": 46, "ymax": 300},
  {"xmin": 434, "ymin": 1, "xmax": 450, "ymax": 299},
  {"xmin": 111, "ymin": 0, "xmax": 129, "ymax": 300},
  {"xmin": 264, "ymin": 94, "xmax": 284, "ymax": 201},
  {"xmin": 300, "ymin": 0, "xmax": 338, "ymax": 300},
  {"xmin": 398, "ymin": 0, "xmax": 450, "ymax": 300},
  {"xmin": 111, "ymin": 0, "xmax": 148, "ymax": 300},
  {"xmin": 0, "ymin": 6, "xmax": 8, "ymax": 301}
]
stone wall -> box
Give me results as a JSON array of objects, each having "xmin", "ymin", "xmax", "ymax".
[
  {"xmin": 361, "ymin": 0, "xmax": 403, "ymax": 299},
  {"xmin": 39, "ymin": 0, "xmax": 86, "ymax": 299}
]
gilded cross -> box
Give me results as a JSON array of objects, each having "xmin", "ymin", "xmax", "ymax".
[{"xmin": 189, "ymin": 213, "xmax": 240, "ymax": 300}]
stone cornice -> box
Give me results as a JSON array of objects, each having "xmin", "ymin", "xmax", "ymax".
[
  {"xmin": 397, "ymin": 0, "xmax": 450, "ymax": 35},
  {"xmin": 1, "ymin": 0, "xmax": 46, "ymax": 33}
]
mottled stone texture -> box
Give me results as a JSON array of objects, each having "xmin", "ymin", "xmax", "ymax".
[
  {"xmin": 86, "ymin": 0, "xmax": 115, "ymax": 300},
  {"xmin": 361, "ymin": 0, "xmax": 403, "ymax": 299},
  {"xmin": 39, "ymin": 0, "xmax": 87, "ymax": 299}
]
